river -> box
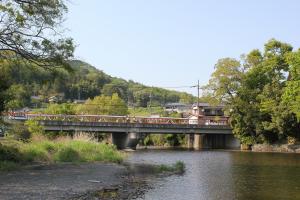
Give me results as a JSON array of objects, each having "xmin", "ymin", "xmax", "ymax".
[{"xmin": 127, "ymin": 150, "xmax": 300, "ymax": 200}]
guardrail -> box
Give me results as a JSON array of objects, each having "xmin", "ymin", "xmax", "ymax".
[{"xmin": 4, "ymin": 112, "xmax": 229, "ymax": 126}]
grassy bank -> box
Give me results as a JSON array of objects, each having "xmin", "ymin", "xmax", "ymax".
[{"xmin": 0, "ymin": 135, "xmax": 124, "ymax": 171}]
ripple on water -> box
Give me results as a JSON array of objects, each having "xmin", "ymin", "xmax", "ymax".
[{"xmin": 127, "ymin": 150, "xmax": 300, "ymax": 200}]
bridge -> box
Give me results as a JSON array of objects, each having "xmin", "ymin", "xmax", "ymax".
[{"xmin": 7, "ymin": 113, "xmax": 239, "ymax": 150}]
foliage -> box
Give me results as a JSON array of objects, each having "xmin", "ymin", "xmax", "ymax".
[
  {"xmin": 0, "ymin": 136, "xmax": 124, "ymax": 171},
  {"xmin": 283, "ymin": 50, "xmax": 300, "ymax": 121},
  {"xmin": 76, "ymin": 93, "xmax": 128, "ymax": 115},
  {"xmin": 43, "ymin": 103, "xmax": 76, "ymax": 115},
  {"xmin": 142, "ymin": 134, "xmax": 186, "ymax": 147},
  {"xmin": 129, "ymin": 106, "xmax": 182, "ymax": 117},
  {"xmin": 25, "ymin": 119, "xmax": 45, "ymax": 137},
  {"xmin": 0, "ymin": 143, "xmax": 23, "ymax": 162},
  {"xmin": 6, "ymin": 123, "xmax": 31, "ymax": 141},
  {"xmin": 0, "ymin": 0, "xmax": 74, "ymax": 68},
  {"xmin": 0, "ymin": 59, "xmax": 194, "ymax": 115},
  {"xmin": 204, "ymin": 39, "xmax": 300, "ymax": 144},
  {"xmin": 5, "ymin": 84, "xmax": 31, "ymax": 110}
]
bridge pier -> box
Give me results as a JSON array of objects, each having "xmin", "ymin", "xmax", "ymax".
[
  {"xmin": 111, "ymin": 132, "xmax": 142, "ymax": 150},
  {"xmin": 187, "ymin": 134, "xmax": 194, "ymax": 149},
  {"xmin": 193, "ymin": 134, "xmax": 205, "ymax": 150}
]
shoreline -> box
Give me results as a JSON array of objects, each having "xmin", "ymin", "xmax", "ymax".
[
  {"xmin": 252, "ymin": 144, "xmax": 300, "ymax": 154},
  {"xmin": 0, "ymin": 159, "xmax": 184, "ymax": 200},
  {"xmin": 0, "ymin": 162, "xmax": 154, "ymax": 200}
]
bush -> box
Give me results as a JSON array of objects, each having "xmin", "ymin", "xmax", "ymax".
[
  {"xmin": 0, "ymin": 136, "xmax": 124, "ymax": 171},
  {"xmin": 54, "ymin": 147, "xmax": 81, "ymax": 162},
  {"xmin": 25, "ymin": 120, "xmax": 44, "ymax": 137},
  {"xmin": 0, "ymin": 161, "xmax": 19, "ymax": 171},
  {"xmin": 0, "ymin": 143, "xmax": 23, "ymax": 162},
  {"xmin": 7, "ymin": 123, "xmax": 31, "ymax": 141}
]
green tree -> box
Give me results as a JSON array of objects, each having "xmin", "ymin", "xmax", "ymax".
[
  {"xmin": 102, "ymin": 79, "xmax": 129, "ymax": 102},
  {"xmin": 0, "ymin": 0, "xmax": 74, "ymax": 68},
  {"xmin": 76, "ymin": 93, "xmax": 128, "ymax": 116},
  {"xmin": 43, "ymin": 103, "xmax": 75, "ymax": 115},
  {"xmin": 204, "ymin": 39, "xmax": 300, "ymax": 144},
  {"xmin": 5, "ymin": 84, "xmax": 31, "ymax": 110},
  {"xmin": 0, "ymin": 0, "xmax": 74, "ymax": 114},
  {"xmin": 284, "ymin": 50, "xmax": 300, "ymax": 120},
  {"xmin": 203, "ymin": 58, "xmax": 243, "ymax": 104}
]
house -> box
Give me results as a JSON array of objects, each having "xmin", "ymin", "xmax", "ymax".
[
  {"xmin": 192, "ymin": 102, "xmax": 225, "ymax": 116},
  {"xmin": 164, "ymin": 103, "xmax": 191, "ymax": 114},
  {"xmin": 73, "ymin": 99, "xmax": 86, "ymax": 104}
]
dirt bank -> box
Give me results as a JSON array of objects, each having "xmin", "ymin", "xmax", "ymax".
[
  {"xmin": 252, "ymin": 144, "xmax": 300, "ymax": 153},
  {"xmin": 0, "ymin": 163, "xmax": 153, "ymax": 200}
]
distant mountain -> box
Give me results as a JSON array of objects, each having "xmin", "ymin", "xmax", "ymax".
[{"xmin": 3, "ymin": 59, "xmax": 196, "ymax": 109}]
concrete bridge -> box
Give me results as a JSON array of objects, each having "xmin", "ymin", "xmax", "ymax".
[{"xmin": 7, "ymin": 113, "xmax": 240, "ymax": 150}]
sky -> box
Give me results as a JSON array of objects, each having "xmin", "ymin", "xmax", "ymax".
[{"xmin": 65, "ymin": 0, "xmax": 300, "ymax": 95}]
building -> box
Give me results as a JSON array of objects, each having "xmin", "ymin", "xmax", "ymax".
[
  {"xmin": 192, "ymin": 102, "xmax": 225, "ymax": 117},
  {"xmin": 164, "ymin": 103, "xmax": 192, "ymax": 114}
]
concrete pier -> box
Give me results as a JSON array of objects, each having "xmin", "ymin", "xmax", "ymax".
[{"xmin": 111, "ymin": 132, "xmax": 142, "ymax": 149}]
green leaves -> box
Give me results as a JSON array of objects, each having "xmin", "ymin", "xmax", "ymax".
[
  {"xmin": 205, "ymin": 39, "xmax": 300, "ymax": 144},
  {"xmin": 75, "ymin": 93, "xmax": 128, "ymax": 116},
  {"xmin": 0, "ymin": 0, "xmax": 74, "ymax": 69}
]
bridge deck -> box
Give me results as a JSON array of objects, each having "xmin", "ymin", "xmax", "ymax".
[
  {"xmin": 5, "ymin": 113, "xmax": 232, "ymax": 134},
  {"xmin": 40, "ymin": 120, "xmax": 232, "ymax": 134}
]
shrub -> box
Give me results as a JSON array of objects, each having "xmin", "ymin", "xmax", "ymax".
[
  {"xmin": 0, "ymin": 161, "xmax": 19, "ymax": 171},
  {"xmin": 25, "ymin": 120, "xmax": 44, "ymax": 137},
  {"xmin": 7, "ymin": 123, "xmax": 31, "ymax": 141},
  {"xmin": 54, "ymin": 147, "xmax": 81, "ymax": 162},
  {"xmin": 0, "ymin": 143, "xmax": 23, "ymax": 162}
]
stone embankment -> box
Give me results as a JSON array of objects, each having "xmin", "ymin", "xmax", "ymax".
[{"xmin": 252, "ymin": 144, "xmax": 300, "ymax": 153}]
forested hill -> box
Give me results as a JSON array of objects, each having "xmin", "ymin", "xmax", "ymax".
[{"xmin": 2, "ymin": 59, "xmax": 196, "ymax": 110}]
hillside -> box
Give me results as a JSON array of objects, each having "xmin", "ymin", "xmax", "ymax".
[{"xmin": 1, "ymin": 59, "xmax": 196, "ymax": 110}]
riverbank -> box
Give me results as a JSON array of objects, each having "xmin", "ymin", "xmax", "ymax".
[
  {"xmin": 0, "ymin": 162, "xmax": 141, "ymax": 199},
  {"xmin": 252, "ymin": 144, "xmax": 300, "ymax": 153},
  {"xmin": 0, "ymin": 135, "xmax": 123, "ymax": 171},
  {"xmin": 0, "ymin": 160, "xmax": 184, "ymax": 200}
]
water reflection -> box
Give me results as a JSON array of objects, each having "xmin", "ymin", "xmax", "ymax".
[{"xmin": 127, "ymin": 150, "xmax": 300, "ymax": 200}]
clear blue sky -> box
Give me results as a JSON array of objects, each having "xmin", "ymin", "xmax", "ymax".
[{"xmin": 65, "ymin": 0, "xmax": 300, "ymax": 95}]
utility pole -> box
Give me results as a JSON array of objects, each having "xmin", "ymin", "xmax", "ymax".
[
  {"xmin": 192, "ymin": 80, "xmax": 200, "ymax": 116},
  {"xmin": 197, "ymin": 80, "xmax": 200, "ymax": 116},
  {"xmin": 148, "ymin": 87, "xmax": 153, "ymax": 115}
]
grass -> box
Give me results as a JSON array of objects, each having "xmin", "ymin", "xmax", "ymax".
[
  {"xmin": 155, "ymin": 161, "xmax": 186, "ymax": 174},
  {"xmin": 0, "ymin": 134, "xmax": 124, "ymax": 171}
]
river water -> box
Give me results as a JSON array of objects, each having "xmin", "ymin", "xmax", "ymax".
[{"xmin": 127, "ymin": 150, "xmax": 300, "ymax": 200}]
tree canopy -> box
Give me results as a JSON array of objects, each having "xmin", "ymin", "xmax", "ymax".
[
  {"xmin": 204, "ymin": 39, "xmax": 300, "ymax": 144},
  {"xmin": 0, "ymin": 0, "xmax": 74, "ymax": 68}
]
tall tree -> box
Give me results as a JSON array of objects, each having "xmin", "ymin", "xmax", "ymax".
[
  {"xmin": 0, "ymin": 0, "xmax": 74, "ymax": 114},
  {"xmin": 204, "ymin": 39, "xmax": 300, "ymax": 144}
]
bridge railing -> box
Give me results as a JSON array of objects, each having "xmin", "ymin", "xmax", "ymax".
[{"xmin": 5, "ymin": 112, "xmax": 229, "ymax": 126}]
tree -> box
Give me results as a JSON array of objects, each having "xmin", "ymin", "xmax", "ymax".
[
  {"xmin": 0, "ymin": 72, "xmax": 9, "ymax": 113},
  {"xmin": 43, "ymin": 103, "xmax": 75, "ymax": 115},
  {"xmin": 0, "ymin": 0, "xmax": 74, "ymax": 68},
  {"xmin": 5, "ymin": 84, "xmax": 31, "ymax": 110},
  {"xmin": 203, "ymin": 58, "xmax": 243, "ymax": 105},
  {"xmin": 0, "ymin": 0, "xmax": 74, "ymax": 114},
  {"xmin": 204, "ymin": 39, "xmax": 300, "ymax": 144},
  {"xmin": 101, "ymin": 79, "xmax": 129, "ymax": 102},
  {"xmin": 284, "ymin": 50, "xmax": 300, "ymax": 121},
  {"xmin": 75, "ymin": 93, "xmax": 128, "ymax": 116}
]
